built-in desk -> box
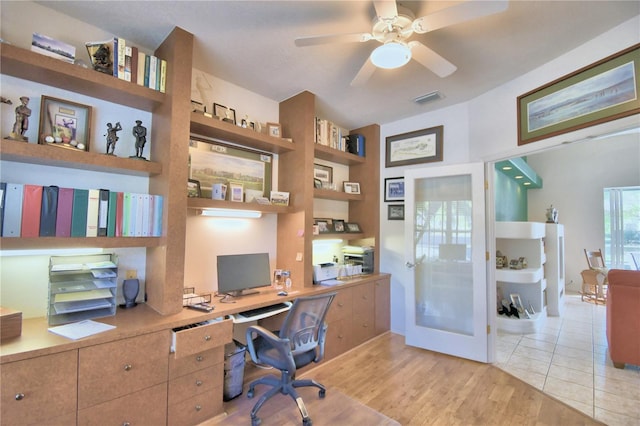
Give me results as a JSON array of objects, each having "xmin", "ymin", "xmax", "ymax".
[{"xmin": 0, "ymin": 273, "xmax": 390, "ymax": 426}]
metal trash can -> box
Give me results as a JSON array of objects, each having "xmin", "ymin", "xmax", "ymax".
[{"xmin": 223, "ymin": 339, "xmax": 246, "ymax": 401}]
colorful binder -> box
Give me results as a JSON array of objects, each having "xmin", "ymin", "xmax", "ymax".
[
  {"xmin": 86, "ymin": 189, "xmax": 100, "ymax": 237},
  {"xmin": 107, "ymin": 191, "xmax": 118, "ymax": 237},
  {"xmin": 98, "ymin": 189, "xmax": 109, "ymax": 236},
  {"xmin": 55, "ymin": 187, "xmax": 74, "ymax": 237},
  {"xmin": 39, "ymin": 185, "xmax": 59, "ymax": 237},
  {"xmin": 21, "ymin": 184, "xmax": 43, "ymax": 237},
  {"xmin": 2, "ymin": 183, "xmax": 23, "ymax": 237},
  {"xmin": 70, "ymin": 189, "xmax": 89, "ymax": 237}
]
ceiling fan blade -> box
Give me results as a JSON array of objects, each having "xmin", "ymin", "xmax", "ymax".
[
  {"xmin": 373, "ymin": 0, "xmax": 398, "ymax": 19},
  {"xmin": 408, "ymin": 41, "xmax": 457, "ymax": 78},
  {"xmin": 412, "ymin": 0, "xmax": 508, "ymax": 34},
  {"xmin": 350, "ymin": 56, "xmax": 377, "ymax": 86},
  {"xmin": 295, "ymin": 33, "xmax": 372, "ymax": 47}
]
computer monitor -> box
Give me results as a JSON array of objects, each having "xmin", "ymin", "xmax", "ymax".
[{"xmin": 216, "ymin": 253, "xmax": 271, "ymax": 300}]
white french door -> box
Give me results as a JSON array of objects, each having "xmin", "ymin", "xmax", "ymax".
[{"xmin": 404, "ymin": 163, "xmax": 489, "ymax": 362}]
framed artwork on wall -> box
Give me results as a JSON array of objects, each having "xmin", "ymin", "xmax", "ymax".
[{"xmin": 386, "ymin": 125, "xmax": 443, "ymax": 167}]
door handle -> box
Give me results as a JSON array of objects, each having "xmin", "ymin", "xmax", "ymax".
[{"xmin": 406, "ymin": 261, "xmax": 416, "ymax": 269}]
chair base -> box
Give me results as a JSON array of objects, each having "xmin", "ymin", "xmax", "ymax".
[{"xmin": 247, "ymin": 373, "xmax": 326, "ymax": 426}]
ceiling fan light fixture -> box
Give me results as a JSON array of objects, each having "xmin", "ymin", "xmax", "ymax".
[{"xmin": 370, "ymin": 41, "xmax": 411, "ymax": 69}]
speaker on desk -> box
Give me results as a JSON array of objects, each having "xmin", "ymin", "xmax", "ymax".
[{"xmin": 120, "ymin": 279, "xmax": 139, "ymax": 309}]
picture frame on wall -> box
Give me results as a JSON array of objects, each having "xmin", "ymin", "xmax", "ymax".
[
  {"xmin": 517, "ymin": 44, "xmax": 640, "ymax": 145},
  {"xmin": 38, "ymin": 95, "xmax": 92, "ymax": 151},
  {"xmin": 267, "ymin": 122, "xmax": 282, "ymax": 138},
  {"xmin": 385, "ymin": 125, "xmax": 443, "ymax": 167},
  {"xmin": 188, "ymin": 137, "xmax": 272, "ymax": 199},
  {"xmin": 313, "ymin": 163, "xmax": 333, "ymax": 185},
  {"xmin": 384, "ymin": 177, "xmax": 404, "ymax": 202},
  {"xmin": 388, "ymin": 204, "xmax": 405, "ymax": 220}
]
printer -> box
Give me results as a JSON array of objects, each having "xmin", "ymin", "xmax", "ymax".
[
  {"xmin": 313, "ymin": 262, "xmax": 339, "ymax": 284},
  {"xmin": 342, "ymin": 245, "xmax": 374, "ymax": 274}
]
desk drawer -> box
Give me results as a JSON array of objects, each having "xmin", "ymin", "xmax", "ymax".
[
  {"xmin": 78, "ymin": 382, "xmax": 167, "ymax": 426},
  {"xmin": 169, "ymin": 346, "xmax": 224, "ymax": 379},
  {"xmin": 78, "ymin": 330, "xmax": 169, "ymax": 409},
  {"xmin": 1, "ymin": 350, "xmax": 77, "ymax": 426},
  {"xmin": 326, "ymin": 287, "xmax": 352, "ymax": 323},
  {"xmin": 172, "ymin": 319, "xmax": 232, "ymax": 359},
  {"xmin": 168, "ymin": 363, "xmax": 223, "ymax": 405},
  {"xmin": 168, "ymin": 386, "xmax": 223, "ymax": 426}
]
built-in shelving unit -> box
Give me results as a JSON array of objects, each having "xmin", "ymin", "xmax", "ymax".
[
  {"xmin": 496, "ymin": 221, "xmax": 547, "ymax": 334},
  {"xmin": 545, "ymin": 223, "xmax": 565, "ymax": 316},
  {"xmin": 186, "ymin": 197, "xmax": 291, "ymax": 214}
]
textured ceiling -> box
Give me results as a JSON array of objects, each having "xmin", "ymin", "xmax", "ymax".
[{"xmin": 36, "ymin": 1, "xmax": 639, "ymax": 129}]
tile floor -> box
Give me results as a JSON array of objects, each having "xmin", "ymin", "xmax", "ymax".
[{"xmin": 496, "ymin": 293, "xmax": 640, "ymax": 426}]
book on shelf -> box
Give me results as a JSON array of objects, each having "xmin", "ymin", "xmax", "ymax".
[
  {"xmin": 39, "ymin": 185, "xmax": 59, "ymax": 237},
  {"xmin": 124, "ymin": 45, "xmax": 133, "ymax": 82},
  {"xmin": 314, "ymin": 117, "xmax": 349, "ymax": 151},
  {"xmin": 2, "ymin": 183, "xmax": 23, "ymax": 237},
  {"xmin": 0, "ymin": 182, "xmax": 5, "ymax": 236},
  {"xmin": 148, "ymin": 55, "xmax": 158, "ymax": 90},
  {"xmin": 98, "ymin": 189, "xmax": 109, "ymax": 236},
  {"xmin": 21, "ymin": 184, "xmax": 43, "ymax": 237},
  {"xmin": 116, "ymin": 37, "xmax": 126, "ymax": 79}
]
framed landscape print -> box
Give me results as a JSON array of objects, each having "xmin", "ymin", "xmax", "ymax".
[
  {"xmin": 518, "ymin": 44, "xmax": 640, "ymax": 145},
  {"xmin": 386, "ymin": 125, "xmax": 443, "ymax": 167}
]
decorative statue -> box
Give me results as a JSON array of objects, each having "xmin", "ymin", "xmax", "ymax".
[
  {"xmin": 91, "ymin": 43, "xmax": 113, "ymax": 75},
  {"xmin": 545, "ymin": 204, "xmax": 558, "ymax": 223},
  {"xmin": 8, "ymin": 96, "xmax": 31, "ymax": 141},
  {"xmin": 131, "ymin": 120, "xmax": 147, "ymax": 160},
  {"xmin": 105, "ymin": 122, "xmax": 122, "ymax": 155}
]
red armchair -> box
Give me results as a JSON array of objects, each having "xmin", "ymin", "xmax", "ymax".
[{"xmin": 606, "ymin": 269, "xmax": 640, "ymax": 369}]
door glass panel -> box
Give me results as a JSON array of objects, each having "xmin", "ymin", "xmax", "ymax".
[{"xmin": 414, "ymin": 174, "xmax": 474, "ymax": 335}]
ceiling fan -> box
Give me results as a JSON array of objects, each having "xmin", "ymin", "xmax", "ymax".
[{"xmin": 295, "ymin": 0, "xmax": 509, "ymax": 86}]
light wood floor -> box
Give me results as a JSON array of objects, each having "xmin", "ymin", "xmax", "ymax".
[{"xmin": 219, "ymin": 332, "xmax": 603, "ymax": 425}]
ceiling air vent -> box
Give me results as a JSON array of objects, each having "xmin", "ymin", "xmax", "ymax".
[{"xmin": 414, "ymin": 91, "xmax": 443, "ymax": 105}]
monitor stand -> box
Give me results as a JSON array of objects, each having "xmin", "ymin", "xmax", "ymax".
[{"xmin": 220, "ymin": 288, "xmax": 260, "ymax": 303}]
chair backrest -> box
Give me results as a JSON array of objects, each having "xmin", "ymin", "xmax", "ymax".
[
  {"xmin": 279, "ymin": 292, "xmax": 335, "ymax": 356},
  {"xmin": 584, "ymin": 249, "xmax": 606, "ymax": 269}
]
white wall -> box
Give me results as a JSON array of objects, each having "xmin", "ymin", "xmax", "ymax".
[
  {"xmin": 526, "ymin": 134, "xmax": 640, "ymax": 292},
  {"xmin": 380, "ymin": 16, "xmax": 640, "ymax": 335}
]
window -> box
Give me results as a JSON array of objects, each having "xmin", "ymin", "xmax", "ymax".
[{"xmin": 604, "ymin": 186, "xmax": 640, "ymax": 269}]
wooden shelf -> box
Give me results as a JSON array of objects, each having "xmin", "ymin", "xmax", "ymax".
[
  {"xmin": 190, "ymin": 113, "xmax": 295, "ymax": 154},
  {"xmin": 187, "ymin": 197, "xmax": 291, "ymax": 214},
  {"xmin": 313, "ymin": 188, "xmax": 363, "ymax": 201},
  {"xmin": 0, "ymin": 236, "xmax": 163, "ymax": 250},
  {"xmin": 313, "ymin": 232, "xmax": 365, "ymax": 240},
  {"xmin": 0, "ymin": 139, "xmax": 162, "ymax": 177},
  {"xmin": 0, "ymin": 43, "xmax": 164, "ymax": 111},
  {"xmin": 314, "ymin": 144, "xmax": 366, "ymax": 165}
]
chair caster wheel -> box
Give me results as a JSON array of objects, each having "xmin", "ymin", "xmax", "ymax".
[
  {"xmin": 251, "ymin": 416, "xmax": 261, "ymax": 426},
  {"xmin": 319, "ymin": 389, "xmax": 326, "ymax": 398},
  {"xmin": 303, "ymin": 418, "xmax": 312, "ymax": 426},
  {"xmin": 247, "ymin": 389, "xmax": 254, "ymax": 398}
]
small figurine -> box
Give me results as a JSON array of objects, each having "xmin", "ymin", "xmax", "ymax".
[
  {"xmin": 105, "ymin": 122, "xmax": 122, "ymax": 155},
  {"xmin": 130, "ymin": 120, "xmax": 147, "ymax": 160},
  {"xmin": 545, "ymin": 204, "xmax": 558, "ymax": 223},
  {"xmin": 7, "ymin": 96, "xmax": 31, "ymax": 142}
]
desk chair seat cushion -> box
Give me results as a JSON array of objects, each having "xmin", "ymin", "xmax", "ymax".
[{"xmin": 251, "ymin": 329, "xmax": 318, "ymax": 371}]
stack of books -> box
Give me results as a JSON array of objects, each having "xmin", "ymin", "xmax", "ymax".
[
  {"xmin": 0, "ymin": 183, "xmax": 163, "ymax": 238},
  {"xmin": 314, "ymin": 118, "xmax": 349, "ymax": 151},
  {"xmin": 86, "ymin": 37, "xmax": 167, "ymax": 92}
]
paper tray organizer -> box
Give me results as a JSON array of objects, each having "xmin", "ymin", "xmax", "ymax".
[{"xmin": 182, "ymin": 287, "xmax": 212, "ymax": 306}]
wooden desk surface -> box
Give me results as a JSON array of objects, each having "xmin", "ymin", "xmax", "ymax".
[{"xmin": 0, "ymin": 273, "xmax": 389, "ymax": 363}]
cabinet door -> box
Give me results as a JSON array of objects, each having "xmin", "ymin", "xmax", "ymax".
[
  {"xmin": 352, "ymin": 282, "xmax": 376, "ymax": 346},
  {"xmin": 1, "ymin": 350, "xmax": 78, "ymax": 426},
  {"xmin": 325, "ymin": 317, "xmax": 352, "ymax": 360},
  {"xmin": 374, "ymin": 277, "xmax": 391, "ymax": 335},
  {"xmin": 77, "ymin": 382, "xmax": 167, "ymax": 426},
  {"xmin": 78, "ymin": 330, "xmax": 169, "ymax": 409}
]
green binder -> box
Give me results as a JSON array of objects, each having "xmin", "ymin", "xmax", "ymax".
[{"xmin": 70, "ymin": 189, "xmax": 89, "ymax": 237}]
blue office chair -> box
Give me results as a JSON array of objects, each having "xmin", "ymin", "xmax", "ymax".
[{"xmin": 245, "ymin": 292, "xmax": 336, "ymax": 426}]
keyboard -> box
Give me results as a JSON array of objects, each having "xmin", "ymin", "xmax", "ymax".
[{"xmin": 231, "ymin": 301, "xmax": 292, "ymax": 323}]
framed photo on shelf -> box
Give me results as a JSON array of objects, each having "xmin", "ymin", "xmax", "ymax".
[
  {"xmin": 385, "ymin": 125, "xmax": 443, "ymax": 167},
  {"xmin": 213, "ymin": 102, "xmax": 236, "ymax": 125},
  {"xmin": 346, "ymin": 222, "xmax": 361, "ymax": 233},
  {"xmin": 333, "ymin": 219, "xmax": 346, "ymax": 233},
  {"xmin": 343, "ymin": 182, "xmax": 361, "ymax": 194},
  {"xmin": 187, "ymin": 179, "xmax": 201, "ymax": 198},
  {"xmin": 313, "ymin": 178, "xmax": 323, "ymax": 189},
  {"xmin": 384, "ymin": 177, "xmax": 404, "ymax": 202},
  {"xmin": 315, "ymin": 218, "xmax": 331, "ymax": 234},
  {"xmin": 189, "ymin": 137, "xmax": 272, "ymax": 199},
  {"xmin": 229, "ymin": 183, "xmax": 244, "ymax": 202},
  {"xmin": 517, "ymin": 44, "xmax": 640, "ymax": 145},
  {"xmin": 38, "ymin": 95, "xmax": 92, "ymax": 151},
  {"xmin": 270, "ymin": 191, "xmax": 290, "ymax": 206},
  {"xmin": 388, "ymin": 204, "xmax": 405, "ymax": 220},
  {"xmin": 313, "ymin": 163, "xmax": 333, "ymax": 185},
  {"xmin": 267, "ymin": 122, "xmax": 282, "ymax": 138}
]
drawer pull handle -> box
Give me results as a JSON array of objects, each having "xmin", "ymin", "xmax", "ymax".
[
  {"xmin": 204, "ymin": 335, "xmax": 211, "ymax": 341},
  {"xmin": 15, "ymin": 393, "xmax": 25, "ymax": 401},
  {"xmin": 123, "ymin": 423, "xmax": 131, "ymax": 426},
  {"xmin": 196, "ymin": 380, "xmax": 203, "ymax": 386},
  {"xmin": 196, "ymin": 355, "xmax": 204, "ymax": 362},
  {"xmin": 195, "ymin": 405, "xmax": 202, "ymax": 411},
  {"xmin": 124, "ymin": 364, "xmax": 133, "ymax": 371},
  {"xmin": 338, "ymin": 302, "xmax": 344, "ymax": 307}
]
